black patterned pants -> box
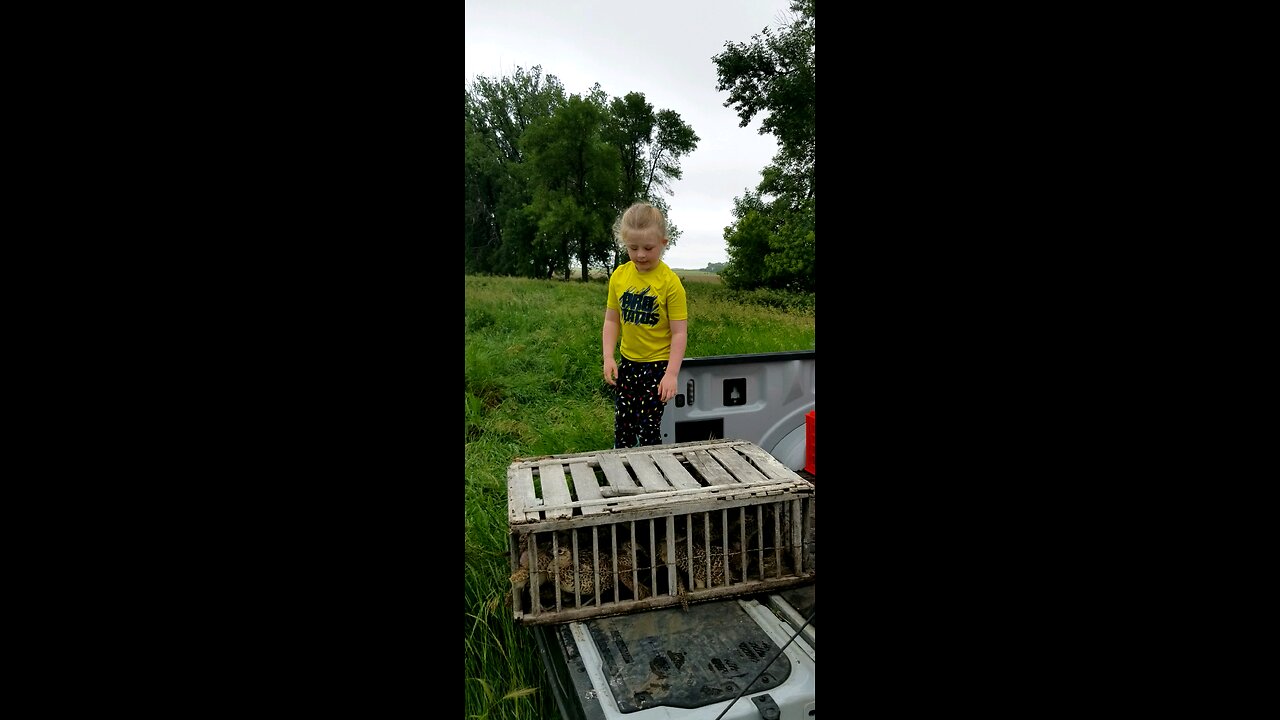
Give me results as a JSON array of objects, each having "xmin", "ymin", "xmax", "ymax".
[{"xmin": 613, "ymin": 357, "xmax": 669, "ymax": 448}]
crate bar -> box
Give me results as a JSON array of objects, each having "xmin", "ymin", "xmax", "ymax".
[
  {"xmin": 590, "ymin": 526, "xmax": 603, "ymax": 606},
  {"xmin": 569, "ymin": 532, "xmax": 580, "ymax": 599},
  {"xmin": 701, "ymin": 507, "xmax": 711, "ymax": 586},
  {"xmin": 521, "ymin": 532, "xmax": 535, "ymax": 618},
  {"xmin": 647, "ymin": 518, "xmax": 659, "ymax": 602},
  {"xmin": 621, "ymin": 521, "xmax": 633, "ymax": 604},
  {"xmin": 550, "ymin": 532, "xmax": 563, "ymax": 613},
  {"xmin": 666, "ymin": 514, "xmax": 679, "ymax": 599},
  {"xmin": 607, "ymin": 525, "xmax": 621, "ymax": 605},
  {"xmin": 567, "ymin": 462, "xmax": 607, "ymax": 515},
  {"xmin": 757, "ymin": 504, "xmax": 770, "ymax": 580},
  {"xmin": 804, "ymin": 496, "xmax": 816, "ymax": 573},
  {"xmin": 524, "ymin": 530, "xmax": 553, "ymax": 619},
  {"xmin": 753, "ymin": 505, "xmax": 766, "ymax": 580},
  {"xmin": 570, "ymin": 532, "xmax": 583, "ymax": 599},
  {"xmin": 738, "ymin": 506, "xmax": 748, "ymax": 583},
  {"xmin": 790, "ymin": 499, "xmax": 804, "ymax": 575},
  {"xmin": 611, "ymin": 517, "xmax": 627, "ymax": 602},
  {"xmin": 700, "ymin": 513, "xmax": 710, "ymax": 589},
  {"xmin": 530, "ymin": 532, "xmax": 541, "ymax": 616},
  {"xmin": 682, "ymin": 516, "xmax": 694, "ymax": 593},
  {"xmin": 719, "ymin": 507, "xmax": 730, "ymax": 587},
  {"xmin": 548, "ymin": 530, "xmax": 561, "ymax": 608},
  {"xmin": 771, "ymin": 502, "xmax": 783, "ymax": 580},
  {"xmin": 538, "ymin": 462, "xmax": 574, "ymax": 519}
]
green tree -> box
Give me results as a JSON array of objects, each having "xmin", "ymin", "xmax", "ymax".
[
  {"xmin": 719, "ymin": 200, "xmax": 772, "ymax": 290},
  {"xmin": 522, "ymin": 87, "xmax": 623, "ymax": 281},
  {"xmin": 713, "ymin": 0, "xmax": 815, "ymax": 291},
  {"xmin": 465, "ymin": 69, "xmax": 700, "ymax": 281},
  {"xmin": 464, "ymin": 66, "xmax": 567, "ymax": 277},
  {"xmin": 723, "ymin": 189, "xmax": 814, "ymax": 292},
  {"xmin": 604, "ymin": 94, "xmax": 699, "ymax": 272}
]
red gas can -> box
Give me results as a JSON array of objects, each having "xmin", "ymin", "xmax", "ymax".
[{"xmin": 804, "ymin": 410, "xmax": 815, "ymax": 475}]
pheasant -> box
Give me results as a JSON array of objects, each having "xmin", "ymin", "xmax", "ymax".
[
  {"xmin": 749, "ymin": 548, "xmax": 786, "ymax": 580},
  {"xmin": 615, "ymin": 540, "xmax": 651, "ymax": 600},
  {"xmin": 554, "ymin": 545, "xmax": 615, "ymax": 605},
  {"xmin": 509, "ymin": 544, "xmax": 562, "ymax": 596},
  {"xmin": 739, "ymin": 519, "xmax": 791, "ymax": 581},
  {"xmin": 657, "ymin": 537, "xmax": 731, "ymax": 610}
]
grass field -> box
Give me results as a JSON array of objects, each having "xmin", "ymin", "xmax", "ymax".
[{"xmin": 464, "ymin": 274, "xmax": 814, "ymax": 719}]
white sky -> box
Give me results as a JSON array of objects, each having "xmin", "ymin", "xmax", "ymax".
[{"xmin": 465, "ymin": 0, "xmax": 790, "ymax": 270}]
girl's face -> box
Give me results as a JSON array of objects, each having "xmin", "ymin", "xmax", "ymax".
[{"xmin": 624, "ymin": 231, "xmax": 667, "ymax": 272}]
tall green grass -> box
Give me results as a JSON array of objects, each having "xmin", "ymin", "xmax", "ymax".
[{"xmin": 464, "ymin": 274, "xmax": 814, "ymax": 719}]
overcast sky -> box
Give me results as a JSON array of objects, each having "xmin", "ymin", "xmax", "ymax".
[{"xmin": 465, "ymin": 0, "xmax": 792, "ymax": 270}]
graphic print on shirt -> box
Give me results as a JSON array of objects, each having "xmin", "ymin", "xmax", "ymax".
[{"xmin": 619, "ymin": 285, "xmax": 660, "ymax": 327}]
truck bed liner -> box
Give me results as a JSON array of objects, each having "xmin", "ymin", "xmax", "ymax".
[{"xmin": 537, "ymin": 586, "xmax": 815, "ymax": 719}]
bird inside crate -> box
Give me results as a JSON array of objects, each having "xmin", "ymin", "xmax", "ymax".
[
  {"xmin": 657, "ymin": 511, "xmax": 794, "ymax": 609},
  {"xmin": 510, "ymin": 503, "xmax": 802, "ymax": 614},
  {"xmin": 508, "ymin": 531, "xmax": 653, "ymax": 612}
]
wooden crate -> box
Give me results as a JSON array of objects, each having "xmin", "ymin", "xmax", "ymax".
[{"xmin": 507, "ymin": 439, "xmax": 816, "ymax": 625}]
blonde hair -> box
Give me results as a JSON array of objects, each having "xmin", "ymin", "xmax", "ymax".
[{"xmin": 612, "ymin": 202, "xmax": 667, "ymax": 248}]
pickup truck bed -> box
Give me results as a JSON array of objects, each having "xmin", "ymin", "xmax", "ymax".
[{"xmin": 536, "ymin": 585, "xmax": 815, "ymax": 720}]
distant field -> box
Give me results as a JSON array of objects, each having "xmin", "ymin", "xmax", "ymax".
[
  {"xmin": 584, "ymin": 267, "xmax": 722, "ymax": 283},
  {"xmin": 672, "ymin": 269, "xmax": 722, "ymax": 283}
]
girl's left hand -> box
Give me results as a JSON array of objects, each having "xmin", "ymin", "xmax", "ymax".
[{"xmin": 658, "ymin": 374, "xmax": 677, "ymax": 403}]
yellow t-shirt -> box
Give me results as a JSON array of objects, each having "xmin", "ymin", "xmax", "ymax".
[{"xmin": 606, "ymin": 261, "xmax": 688, "ymax": 363}]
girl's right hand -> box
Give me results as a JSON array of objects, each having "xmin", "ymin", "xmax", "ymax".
[{"xmin": 603, "ymin": 358, "xmax": 618, "ymax": 386}]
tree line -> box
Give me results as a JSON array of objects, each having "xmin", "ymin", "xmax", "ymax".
[{"xmin": 464, "ymin": 0, "xmax": 814, "ymax": 292}]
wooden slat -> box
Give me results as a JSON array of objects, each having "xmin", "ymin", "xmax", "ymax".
[
  {"xmin": 710, "ymin": 447, "xmax": 769, "ymax": 485},
  {"xmin": 790, "ymin": 499, "xmax": 804, "ymax": 574},
  {"xmin": 669, "ymin": 439, "xmax": 750, "ymax": 456},
  {"xmin": 538, "ymin": 462, "xmax": 573, "ymax": 518},
  {"xmin": 652, "ymin": 452, "xmax": 702, "ymax": 490},
  {"xmin": 684, "ymin": 449, "xmax": 737, "ymax": 486},
  {"xmin": 598, "ymin": 454, "xmax": 642, "ymax": 493},
  {"xmin": 627, "ymin": 452, "xmax": 671, "ymax": 492},
  {"xmin": 508, "ymin": 466, "xmax": 541, "ymax": 522},
  {"xmin": 737, "ymin": 443, "xmax": 805, "ymax": 483},
  {"xmin": 568, "ymin": 462, "xmax": 607, "ymax": 515},
  {"xmin": 518, "ymin": 480, "xmax": 807, "ymax": 524}
]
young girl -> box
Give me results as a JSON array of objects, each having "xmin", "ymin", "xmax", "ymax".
[{"xmin": 602, "ymin": 202, "xmax": 688, "ymax": 448}]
